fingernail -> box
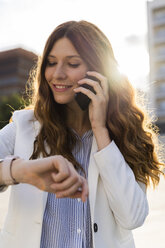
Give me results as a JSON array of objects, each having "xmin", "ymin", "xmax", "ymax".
[{"xmin": 78, "ymin": 80, "xmax": 83, "ymax": 84}]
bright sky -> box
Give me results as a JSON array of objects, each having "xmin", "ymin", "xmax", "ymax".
[{"xmin": 0, "ymin": 0, "xmax": 152, "ymax": 90}]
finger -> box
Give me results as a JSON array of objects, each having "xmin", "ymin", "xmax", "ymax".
[
  {"xmin": 74, "ymin": 86, "xmax": 107, "ymax": 108},
  {"xmin": 80, "ymin": 177, "xmax": 89, "ymax": 202},
  {"xmin": 65, "ymin": 159, "xmax": 75, "ymax": 168},
  {"xmin": 87, "ymin": 71, "xmax": 109, "ymax": 100},
  {"xmin": 52, "ymin": 157, "xmax": 70, "ymax": 183},
  {"xmin": 55, "ymin": 180, "xmax": 82, "ymax": 198},
  {"xmin": 69, "ymin": 191, "xmax": 82, "ymax": 199},
  {"xmin": 73, "ymin": 86, "xmax": 97, "ymax": 102},
  {"xmin": 51, "ymin": 170, "xmax": 70, "ymax": 183},
  {"xmin": 50, "ymin": 173, "xmax": 80, "ymax": 192},
  {"xmin": 77, "ymin": 78, "xmax": 103, "ymax": 96}
]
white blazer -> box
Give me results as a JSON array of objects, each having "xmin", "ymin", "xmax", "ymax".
[{"xmin": 0, "ymin": 109, "xmax": 149, "ymax": 248}]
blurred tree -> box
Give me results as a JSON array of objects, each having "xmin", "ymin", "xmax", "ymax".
[{"xmin": 0, "ymin": 94, "xmax": 28, "ymax": 129}]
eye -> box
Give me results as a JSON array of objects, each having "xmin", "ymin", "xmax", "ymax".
[
  {"xmin": 68, "ymin": 63, "xmax": 80, "ymax": 68},
  {"xmin": 47, "ymin": 61, "xmax": 57, "ymax": 66}
]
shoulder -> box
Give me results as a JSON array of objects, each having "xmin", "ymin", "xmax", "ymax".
[{"xmin": 12, "ymin": 109, "xmax": 36, "ymax": 123}]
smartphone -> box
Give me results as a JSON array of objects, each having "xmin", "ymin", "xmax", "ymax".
[{"xmin": 75, "ymin": 74, "xmax": 101, "ymax": 111}]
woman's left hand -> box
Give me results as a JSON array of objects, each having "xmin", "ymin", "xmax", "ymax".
[{"xmin": 74, "ymin": 71, "xmax": 109, "ymax": 130}]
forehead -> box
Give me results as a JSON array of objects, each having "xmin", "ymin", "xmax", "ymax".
[{"xmin": 49, "ymin": 37, "xmax": 80, "ymax": 57}]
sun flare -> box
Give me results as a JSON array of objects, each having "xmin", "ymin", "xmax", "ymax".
[{"xmin": 114, "ymin": 46, "xmax": 149, "ymax": 90}]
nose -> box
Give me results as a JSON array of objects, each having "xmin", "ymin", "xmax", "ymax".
[{"xmin": 52, "ymin": 64, "xmax": 67, "ymax": 80}]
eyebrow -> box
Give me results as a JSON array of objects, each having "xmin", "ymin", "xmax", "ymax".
[{"xmin": 47, "ymin": 55, "xmax": 81, "ymax": 59}]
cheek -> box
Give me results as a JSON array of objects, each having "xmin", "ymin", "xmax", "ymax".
[
  {"xmin": 70, "ymin": 69, "xmax": 87, "ymax": 82},
  {"xmin": 45, "ymin": 68, "xmax": 51, "ymax": 82}
]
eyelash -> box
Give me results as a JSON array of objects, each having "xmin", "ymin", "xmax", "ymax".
[
  {"xmin": 69, "ymin": 63, "xmax": 80, "ymax": 68},
  {"xmin": 47, "ymin": 61, "xmax": 80, "ymax": 68},
  {"xmin": 47, "ymin": 62, "xmax": 56, "ymax": 66}
]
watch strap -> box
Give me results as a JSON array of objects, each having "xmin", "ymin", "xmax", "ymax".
[{"xmin": 1, "ymin": 156, "xmax": 20, "ymax": 185}]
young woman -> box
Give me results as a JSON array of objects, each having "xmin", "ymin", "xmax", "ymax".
[{"xmin": 0, "ymin": 20, "xmax": 163, "ymax": 248}]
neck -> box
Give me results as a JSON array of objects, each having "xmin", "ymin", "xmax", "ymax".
[{"xmin": 66, "ymin": 102, "xmax": 91, "ymax": 136}]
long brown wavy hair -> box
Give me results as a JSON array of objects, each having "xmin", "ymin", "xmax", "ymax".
[{"xmin": 27, "ymin": 20, "xmax": 164, "ymax": 187}]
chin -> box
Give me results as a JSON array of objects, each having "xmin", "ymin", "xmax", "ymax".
[{"xmin": 53, "ymin": 96, "xmax": 74, "ymax": 105}]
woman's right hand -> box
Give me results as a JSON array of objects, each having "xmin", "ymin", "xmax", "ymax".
[{"xmin": 12, "ymin": 156, "xmax": 88, "ymax": 202}]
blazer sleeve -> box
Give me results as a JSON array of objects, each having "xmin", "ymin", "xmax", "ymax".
[
  {"xmin": 93, "ymin": 140, "xmax": 149, "ymax": 230},
  {"xmin": 0, "ymin": 117, "xmax": 16, "ymax": 192},
  {"xmin": 0, "ymin": 120, "xmax": 16, "ymax": 158}
]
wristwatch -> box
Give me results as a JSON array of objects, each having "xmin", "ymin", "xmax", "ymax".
[{"xmin": 0, "ymin": 156, "xmax": 20, "ymax": 186}]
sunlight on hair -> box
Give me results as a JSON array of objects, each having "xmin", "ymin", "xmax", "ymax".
[{"xmin": 117, "ymin": 65, "xmax": 128, "ymax": 77}]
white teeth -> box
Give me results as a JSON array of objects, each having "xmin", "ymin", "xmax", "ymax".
[{"xmin": 55, "ymin": 85, "xmax": 68, "ymax": 89}]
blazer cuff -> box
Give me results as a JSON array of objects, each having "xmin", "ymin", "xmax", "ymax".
[{"xmin": 94, "ymin": 140, "xmax": 124, "ymax": 164}]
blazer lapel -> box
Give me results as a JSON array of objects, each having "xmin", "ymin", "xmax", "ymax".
[
  {"xmin": 88, "ymin": 136, "xmax": 99, "ymax": 221},
  {"xmin": 33, "ymin": 119, "xmax": 48, "ymax": 217}
]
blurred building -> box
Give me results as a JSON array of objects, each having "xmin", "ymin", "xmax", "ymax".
[
  {"xmin": 147, "ymin": 0, "xmax": 165, "ymax": 134},
  {"xmin": 0, "ymin": 48, "xmax": 37, "ymax": 96}
]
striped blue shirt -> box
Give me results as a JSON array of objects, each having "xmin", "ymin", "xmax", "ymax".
[{"xmin": 40, "ymin": 129, "xmax": 93, "ymax": 248}]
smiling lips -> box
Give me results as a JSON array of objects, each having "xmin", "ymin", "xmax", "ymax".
[{"xmin": 52, "ymin": 84, "xmax": 73, "ymax": 92}]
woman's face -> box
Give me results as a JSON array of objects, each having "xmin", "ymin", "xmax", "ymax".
[{"xmin": 45, "ymin": 37, "xmax": 88, "ymax": 106}]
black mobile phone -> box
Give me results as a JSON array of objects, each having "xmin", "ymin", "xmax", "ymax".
[{"xmin": 75, "ymin": 75, "xmax": 101, "ymax": 111}]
